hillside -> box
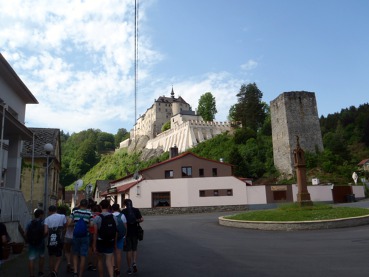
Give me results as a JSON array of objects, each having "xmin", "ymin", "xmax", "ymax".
[{"xmin": 64, "ymin": 103, "xmax": 369, "ymax": 191}]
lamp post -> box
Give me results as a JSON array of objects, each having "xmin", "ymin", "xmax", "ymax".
[{"xmin": 43, "ymin": 143, "xmax": 54, "ymax": 210}]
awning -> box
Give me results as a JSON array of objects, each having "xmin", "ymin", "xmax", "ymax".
[
  {"xmin": 0, "ymin": 107, "xmax": 33, "ymax": 140},
  {"xmin": 101, "ymin": 180, "xmax": 142, "ymax": 196}
]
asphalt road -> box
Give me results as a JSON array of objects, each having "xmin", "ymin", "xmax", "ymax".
[{"xmin": 2, "ymin": 201, "xmax": 369, "ymax": 277}]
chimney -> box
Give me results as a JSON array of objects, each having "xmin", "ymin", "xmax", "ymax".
[{"xmin": 170, "ymin": 145, "xmax": 178, "ymax": 158}]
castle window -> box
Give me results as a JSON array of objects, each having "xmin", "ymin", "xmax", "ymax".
[
  {"xmin": 212, "ymin": 168, "xmax": 218, "ymax": 177},
  {"xmin": 159, "ymin": 108, "xmax": 161, "ymax": 112},
  {"xmin": 199, "ymin": 168, "xmax": 204, "ymax": 177},
  {"xmin": 227, "ymin": 189, "xmax": 233, "ymax": 196},
  {"xmin": 182, "ymin": 166, "xmax": 192, "ymax": 177},
  {"xmin": 165, "ymin": 170, "xmax": 174, "ymax": 178},
  {"xmin": 214, "ymin": 190, "xmax": 219, "ymax": 196}
]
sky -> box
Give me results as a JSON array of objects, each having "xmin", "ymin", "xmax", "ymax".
[{"xmin": 0, "ymin": 0, "xmax": 368, "ymax": 135}]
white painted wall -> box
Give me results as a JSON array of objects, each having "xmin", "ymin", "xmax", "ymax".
[
  {"xmin": 246, "ymin": 186, "xmax": 267, "ymax": 204},
  {"xmin": 352, "ymin": 186, "xmax": 365, "ymax": 198},
  {"xmin": 292, "ymin": 185, "xmax": 365, "ymax": 202},
  {"xmin": 125, "ymin": 176, "xmax": 247, "ymax": 208}
]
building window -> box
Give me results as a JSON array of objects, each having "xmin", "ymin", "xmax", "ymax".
[
  {"xmin": 199, "ymin": 189, "xmax": 233, "ymax": 197},
  {"xmin": 165, "ymin": 170, "xmax": 174, "ymax": 179},
  {"xmin": 152, "ymin": 192, "xmax": 170, "ymax": 208},
  {"xmin": 212, "ymin": 168, "xmax": 218, "ymax": 177},
  {"xmin": 182, "ymin": 166, "xmax": 192, "ymax": 177},
  {"xmin": 199, "ymin": 168, "xmax": 204, "ymax": 177}
]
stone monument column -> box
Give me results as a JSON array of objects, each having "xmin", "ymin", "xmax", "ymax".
[{"xmin": 294, "ymin": 136, "xmax": 313, "ymax": 207}]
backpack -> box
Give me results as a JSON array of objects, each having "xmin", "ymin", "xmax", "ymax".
[
  {"xmin": 73, "ymin": 218, "xmax": 88, "ymax": 238},
  {"xmin": 115, "ymin": 214, "xmax": 126, "ymax": 240},
  {"xmin": 123, "ymin": 209, "xmax": 137, "ymax": 225},
  {"xmin": 98, "ymin": 214, "xmax": 116, "ymax": 242},
  {"xmin": 48, "ymin": 227, "xmax": 63, "ymax": 248},
  {"xmin": 27, "ymin": 219, "xmax": 44, "ymax": 246}
]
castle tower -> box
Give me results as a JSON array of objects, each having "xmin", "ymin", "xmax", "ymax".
[
  {"xmin": 170, "ymin": 88, "xmax": 181, "ymax": 116},
  {"xmin": 270, "ymin": 91, "xmax": 324, "ymax": 177}
]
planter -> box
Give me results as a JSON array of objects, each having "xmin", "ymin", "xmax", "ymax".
[
  {"xmin": 2, "ymin": 245, "xmax": 11, "ymax": 260},
  {"xmin": 10, "ymin": 242, "xmax": 24, "ymax": 254}
]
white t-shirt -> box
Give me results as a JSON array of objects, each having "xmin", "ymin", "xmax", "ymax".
[{"xmin": 44, "ymin": 213, "xmax": 67, "ymax": 229}]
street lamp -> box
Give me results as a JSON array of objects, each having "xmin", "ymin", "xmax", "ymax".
[{"xmin": 43, "ymin": 143, "xmax": 53, "ymax": 210}]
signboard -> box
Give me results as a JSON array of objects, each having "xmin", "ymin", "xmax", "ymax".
[
  {"xmin": 107, "ymin": 187, "xmax": 117, "ymax": 194},
  {"xmin": 271, "ymin": 185, "xmax": 287, "ymax": 191}
]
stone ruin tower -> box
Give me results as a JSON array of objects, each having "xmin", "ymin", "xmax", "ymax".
[{"xmin": 270, "ymin": 91, "xmax": 324, "ymax": 178}]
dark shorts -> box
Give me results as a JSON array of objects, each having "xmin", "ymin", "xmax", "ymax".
[
  {"xmin": 48, "ymin": 243, "xmax": 63, "ymax": 257},
  {"xmin": 96, "ymin": 240, "xmax": 114, "ymax": 254},
  {"xmin": 72, "ymin": 236, "xmax": 89, "ymax": 257},
  {"xmin": 28, "ymin": 242, "xmax": 45, "ymax": 260},
  {"xmin": 124, "ymin": 236, "xmax": 138, "ymax": 252}
]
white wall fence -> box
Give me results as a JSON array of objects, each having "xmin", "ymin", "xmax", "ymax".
[
  {"xmin": 0, "ymin": 187, "xmax": 31, "ymax": 230},
  {"xmin": 246, "ymin": 184, "xmax": 366, "ymax": 205}
]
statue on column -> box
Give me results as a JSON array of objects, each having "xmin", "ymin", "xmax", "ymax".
[{"xmin": 294, "ymin": 135, "xmax": 313, "ymax": 207}]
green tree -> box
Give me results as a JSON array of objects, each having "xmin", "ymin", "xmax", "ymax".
[
  {"xmin": 197, "ymin": 92, "xmax": 217, "ymax": 121},
  {"xmin": 161, "ymin": 121, "xmax": 171, "ymax": 132},
  {"xmin": 114, "ymin": 128, "xmax": 129, "ymax": 148},
  {"xmin": 97, "ymin": 132, "xmax": 115, "ymax": 152},
  {"xmin": 232, "ymin": 83, "xmax": 266, "ymax": 131}
]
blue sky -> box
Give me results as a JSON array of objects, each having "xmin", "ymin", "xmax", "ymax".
[{"xmin": 0, "ymin": 0, "xmax": 368, "ymax": 134}]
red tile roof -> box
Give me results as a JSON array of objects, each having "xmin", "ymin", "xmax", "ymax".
[
  {"xmin": 101, "ymin": 179, "xmax": 142, "ymax": 196},
  {"xmin": 111, "ymin": 152, "xmax": 232, "ymax": 184},
  {"xmin": 358, "ymin": 158, "xmax": 369, "ymax": 166}
]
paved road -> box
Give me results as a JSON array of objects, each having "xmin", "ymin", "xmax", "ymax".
[{"xmin": 2, "ymin": 201, "xmax": 369, "ymax": 277}]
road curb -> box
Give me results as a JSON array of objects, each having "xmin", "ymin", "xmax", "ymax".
[{"xmin": 218, "ymin": 214, "xmax": 369, "ymax": 231}]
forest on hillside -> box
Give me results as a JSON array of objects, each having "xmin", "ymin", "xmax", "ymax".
[{"xmin": 60, "ymin": 84, "xmax": 369, "ymax": 189}]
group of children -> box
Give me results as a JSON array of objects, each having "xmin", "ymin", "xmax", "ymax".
[{"xmin": 26, "ymin": 198, "xmax": 143, "ymax": 277}]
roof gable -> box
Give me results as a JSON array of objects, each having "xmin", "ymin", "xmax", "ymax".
[{"xmin": 111, "ymin": 152, "xmax": 232, "ymax": 184}]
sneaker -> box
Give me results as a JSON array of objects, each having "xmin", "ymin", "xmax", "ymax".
[
  {"xmin": 67, "ymin": 264, "xmax": 74, "ymax": 273},
  {"xmin": 132, "ymin": 263, "xmax": 138, "ymax": 273},
  {"xmin": 114, "ymin": 269, "xmax": 120, "ymax": 277},
  {"xmin": 73, "ymin": 273, "xmax": 78, "ymax": 277},
  {"xmin": 49, "ymin": 271, "xmax": 57, "ymax": 277},
  {"xmin": 127, "ymin": 268, "xmax": 133, "ymax": 275},
  {"xmin": 88, "ymin": 264, "xmax": 97, "ymax": 271},
  {"xmin": 38, "ymin": 272, "xmax": 44, "ymax": 277}
]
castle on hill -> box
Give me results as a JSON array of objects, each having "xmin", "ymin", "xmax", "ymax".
[{"xmin": 120, "ymin": 88, "xmax": 232, "ymax": 153}]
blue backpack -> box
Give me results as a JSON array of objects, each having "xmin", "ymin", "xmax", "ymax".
[
  {"xmin": 115, "ymin": 214, "xmax": 126, "ymax": 239},
  {"xmin": 73, "ymin": 218, "xmax": 88, "ymax": 238}
]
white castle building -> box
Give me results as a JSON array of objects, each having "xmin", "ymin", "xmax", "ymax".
[{"xmin": 120, "ymin": 88, "xmax": 232, "ymax": 153}]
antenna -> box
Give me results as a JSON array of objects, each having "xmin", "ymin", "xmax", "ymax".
[{"xmin": 133, "ymin": 0, "xmax": 139, "ymax": 152}]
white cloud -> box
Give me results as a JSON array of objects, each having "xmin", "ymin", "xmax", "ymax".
[
  {"xmin": 0, "ymin": 0, "xmax": 250, "ymax": 134},
  {"xmin": 0, "ymin": 0, "xmax": 160, "ymax": 134},
  {"xmin": 241, "ymin": 59, "xmax": 258, "ymax": 71}
]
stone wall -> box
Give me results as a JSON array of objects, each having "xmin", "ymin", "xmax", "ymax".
[
  {"xmin": 145, "ymin": 119, "xmax": 232, "ymax": 153},
  {"xmin": 270, "ymin": 91, "xmax": 324, "ymax": 177},
  {"xmin": 139, "ymin": 205, "xmax": 248, "ymax": 216}
]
